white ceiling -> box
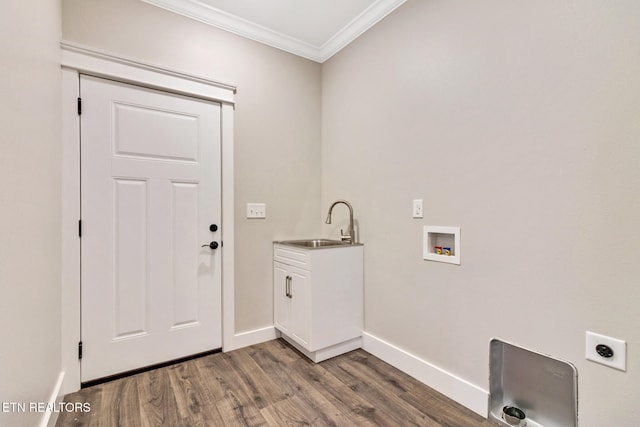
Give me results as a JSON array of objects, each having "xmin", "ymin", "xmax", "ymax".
[{"xmin": 142, "ymin": 0, "xmax": 407, "ymax": 62}]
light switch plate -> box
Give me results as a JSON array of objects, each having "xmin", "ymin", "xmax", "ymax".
[
  {"xmin": 413, "ymin": 199, "xmax": 423, "ymax": 218},
  {"xmin": 246, "ymin": 203, "xmax": 266, "ymax": 219},
  {"xmin": 585, "ymin": 331, "xmax": 626, "ymax": 371}
]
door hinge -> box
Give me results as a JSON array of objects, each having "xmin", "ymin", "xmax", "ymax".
[
  {"xmin": 77, "ymin": 97, "xmax": 82, "ymax": 115},
  {"xmin": 78, "ymin": 341, "xmax": 83, "ymax": 360},
  {"xmin": 78, "ymin": 219, "xmax": 82, "ymax": 238}
]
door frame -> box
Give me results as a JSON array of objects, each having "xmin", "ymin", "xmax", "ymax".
[{"xmin": 60, "ymin": 41, "xmax": 236, "ymax": 395}]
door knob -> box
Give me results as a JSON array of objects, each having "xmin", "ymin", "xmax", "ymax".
[{"xmin": 201, "ymin": 241, "xmax": 219, "ymax": 249}]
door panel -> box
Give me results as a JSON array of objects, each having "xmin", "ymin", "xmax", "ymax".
[
  {"xmin": 273, "ymin": 262, "xmax": 291, "ymax": 334},
  {"xmin": 112, "ymin": 102, "xmax": 199, "ymax": 162},
  {"xmin": 170, "ymin": 182, "xmax": 199, "ymax": 327},
  {"xmin": 113, "ymin": 178, "xmax": 148, "ymax": 339},
  {"xmin": 80, "ymin": 75, "xmax": 222, "ymax": 382},
  {"xmin": 290, "ymin": 269, "xmax": 309, "ymax": 347}
]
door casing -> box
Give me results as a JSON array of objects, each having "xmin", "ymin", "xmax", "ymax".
[{"xmin": 60, "ymin": 42, "xmax": 237, "ymax": 395}]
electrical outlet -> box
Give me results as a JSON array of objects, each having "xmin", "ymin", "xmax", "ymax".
[
  {"xmin": 585, "ymin": 331, "xmax": 626, "ymax": 371},
  {"xmin": 413, "ymin": 199, "xmax": 423, "ymax": 218},
  {"xmin": 246, "ymin": 203, "xmax": 266, "ymax": 219}
]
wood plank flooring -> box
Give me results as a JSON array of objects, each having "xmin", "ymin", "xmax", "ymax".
[{"xmin": 57, "ymin": 339, "xmax": 496, "ymax": 427}]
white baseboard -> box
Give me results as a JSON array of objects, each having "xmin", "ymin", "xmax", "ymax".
[
  {"xmin": 281, "ymin": 335, "xmax": 361, "ymax": 363},
  {"xmin": 40, "ymin": 371, "xmax": 65, "ymax": 427},
  {"xmin": 362, "ymin": 332, "xmax": 489, "ymax": 418},
  {"xmin": 224, "ymin": 325, "xmax": 278, "ymax": 352}
]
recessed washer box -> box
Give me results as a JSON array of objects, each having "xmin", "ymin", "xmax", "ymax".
[{"xmin": 423, "ymin": 226, "xmax": 460, "ymax": 265}]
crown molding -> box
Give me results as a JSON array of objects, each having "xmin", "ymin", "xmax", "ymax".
[
  {"xmin": 319, "ymin": 0, "xmax": 406, "ymax": 62},
  {"xmin": 141, "ymin": 0, "xmax": 322, "ymax": 62},
  {"xmin": 141, "ymin": 0, "xmax": 406, "ymax": 63}
]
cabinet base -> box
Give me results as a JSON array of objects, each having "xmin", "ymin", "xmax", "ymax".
[{"xmin": 280, "ymin": 334, "xmax": 362, "ymax": 363}]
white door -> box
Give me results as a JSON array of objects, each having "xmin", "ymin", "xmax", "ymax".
[{"xmin": 80, "ymin": 75, "xmax": 222, "ymax": 382}]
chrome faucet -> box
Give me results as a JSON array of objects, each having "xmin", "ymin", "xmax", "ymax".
[{"xmin": 325, "ymin": 200, "xmax": 355, "ymax": 244}]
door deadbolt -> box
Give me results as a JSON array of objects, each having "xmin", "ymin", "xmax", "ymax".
[{"xmin": 209, "ymin": 224, "xmax": 218, "ymax": 232}]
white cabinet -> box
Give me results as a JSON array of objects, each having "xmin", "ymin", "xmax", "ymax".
[
  {"xmin": 273, "ymin": 242, "xmax": 364, "ymax": 362},
  {"xmin": 273, "ymin": 262, "xmax": 309, "ymax": 346}
]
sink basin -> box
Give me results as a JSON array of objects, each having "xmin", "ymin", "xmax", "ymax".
[{"xmin": 277, "ymin": 239, "xmax": 353, "ymax": 248}]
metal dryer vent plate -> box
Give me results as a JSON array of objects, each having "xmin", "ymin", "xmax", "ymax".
[{"xmin": 489, "ymin": 339, "xmax": 578, "ymax": 427}]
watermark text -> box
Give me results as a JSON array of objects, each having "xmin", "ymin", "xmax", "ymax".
[{"xmin": 2, "ymin": 402, "xmax": 91, "ymax": 413}]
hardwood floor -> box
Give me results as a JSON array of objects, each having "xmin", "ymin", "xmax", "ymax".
[{"xmin": 57, "ymin": 339, "xmax": 496, "ymax": 426}]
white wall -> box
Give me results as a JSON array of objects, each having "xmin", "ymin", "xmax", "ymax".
[
  {"xmin": 322, "ymin": 1, "xmax": 640, "ymax": 425},
  {"xmin": 62, "ymin": 0, "xmax": 322, "ymax": 334},
  {"xmin": 0, "ymin": 1, "xmax": 62, "ymax": 426}
]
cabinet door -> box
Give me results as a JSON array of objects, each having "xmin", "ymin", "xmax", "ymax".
[
  {"xmin": 290, "ymin": 269, "xmax": 310, "ymax": 347},
  {"xmin": 273, "ymin": 262, "xmax": 290, "ymax": 334}
]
